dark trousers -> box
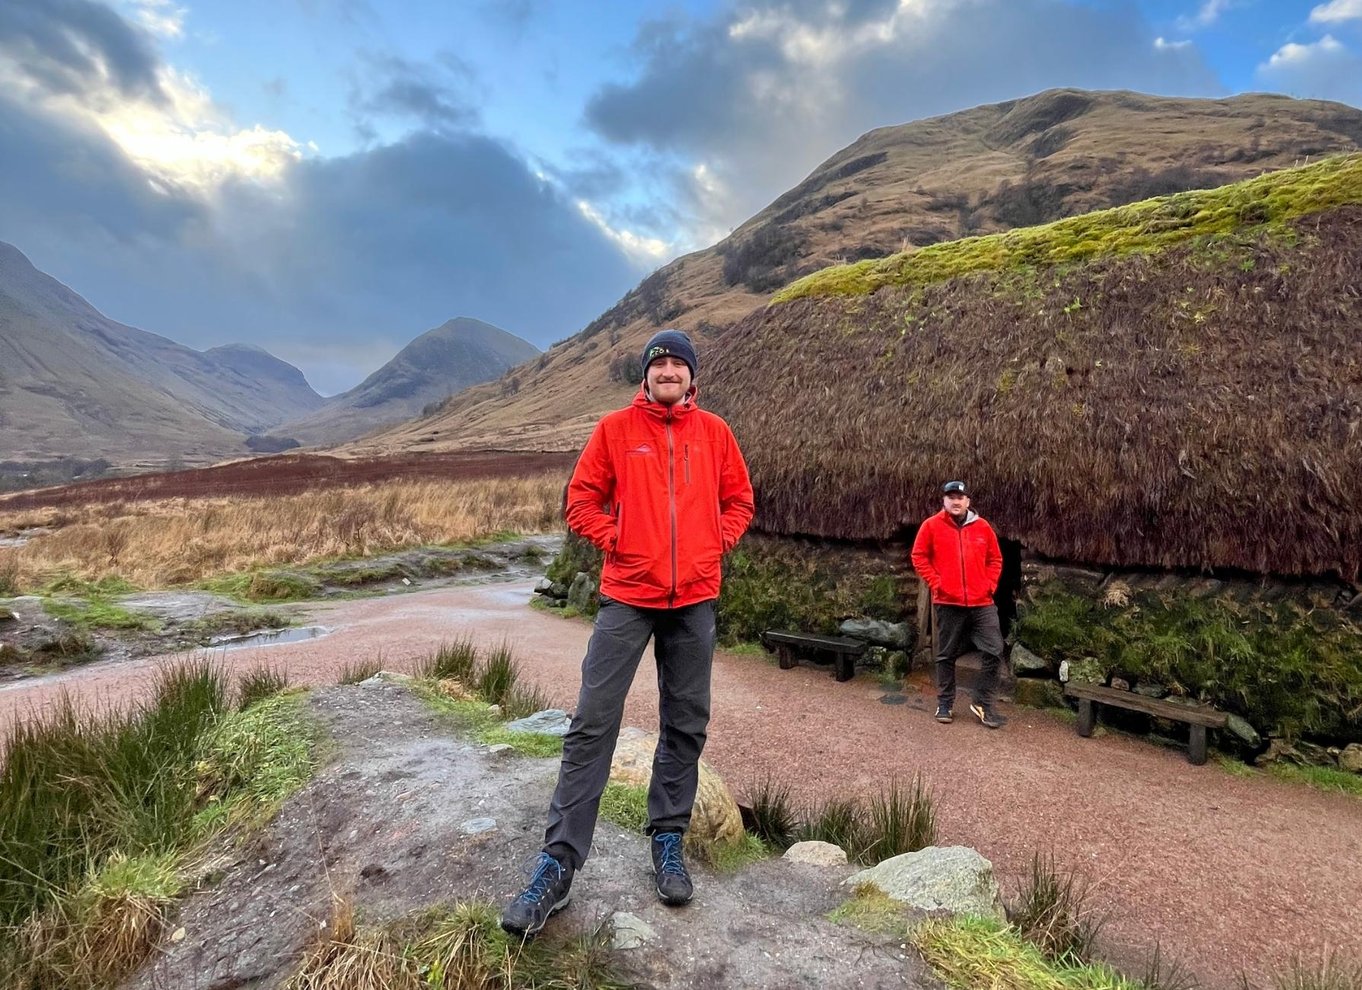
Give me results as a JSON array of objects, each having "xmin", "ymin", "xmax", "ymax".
[
  {"xmin": 543, "ymin": 597, "xmax": 715, "ymax": 871},
  {"xmin": 934, "ymin": 603, "xmax": 1004, "ymax": 710}
]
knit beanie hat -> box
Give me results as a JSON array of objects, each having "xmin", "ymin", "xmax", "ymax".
[{"xmin": 641, "ymin": 329, "xmax": 698, "ymax": 380}]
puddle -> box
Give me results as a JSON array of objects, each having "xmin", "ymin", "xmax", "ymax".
[{"xmin": 209, "ymin": 626, "xmax": 331, "ymax": 650}]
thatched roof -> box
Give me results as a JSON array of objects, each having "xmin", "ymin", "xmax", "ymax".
[{"xmin": 703, "ymin": 156, "xmax": 1362, "ymax": 579}]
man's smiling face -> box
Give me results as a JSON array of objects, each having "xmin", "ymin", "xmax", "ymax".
[{"xmin": 646, "ymin": 355, "xmax": 692, "ymax": 405}]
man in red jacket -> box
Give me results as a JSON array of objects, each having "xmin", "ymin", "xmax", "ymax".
[
  {"xmin": 910, "ymin": 480, "xmax": 1007, "ymax": 730},
  {"xmin": 501, "ymin": 328, "xmax": 755, "ymax": 939}
]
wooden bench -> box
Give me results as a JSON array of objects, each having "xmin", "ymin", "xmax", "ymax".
[
  {"xmin": 763, "ymin": 630, "xmax": 867, "ymax": 682},
  {"xmin": 1064, "ymin": 682, "xmax": 1228, "ymax": 765}
]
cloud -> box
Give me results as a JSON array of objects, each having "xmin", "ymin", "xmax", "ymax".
[
  {"xmin": 1155, "ymin": 37, "xmax": 1195, "ymax": 51},
  {"xmin": 1257, "ymin": 34, "xmax": 1362, "ymax": 105},
  {"xmin": 0, "ymin": 0, "xmax": 641, "ymax": 394},
  {"xmin": 348, "ymin": 52, "xmax": 481, "ymax": 140},
  {"xmin": 119, "ymin": 0, "xmax": 187, "ymax": 39},
  {"xmin": 1309, "ymin": 0, "xmax": 1362, "ymax": 24},
  {"xmin": 1176, "ymin": 0, "xmax": 1234, "ymax": 31},
  {"xmin": 584, "ymin": 0, "xmax": 1222, "ymax": 243}
]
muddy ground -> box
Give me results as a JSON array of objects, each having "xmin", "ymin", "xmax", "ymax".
[{"xmin": 127, "ymin": 676, "xmax": 933, "ymax": 990}]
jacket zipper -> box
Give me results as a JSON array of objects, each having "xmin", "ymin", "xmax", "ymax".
[
  {"xmin": 666, "ymin": 414, "xmax": 678, "ymax": 607},
  {"xmin": 956, "ymin": 521, "xmax": 969, "ymax": 605},
  {"xmin": 684, "ymin": 443, "xmax": 691, "ymax": 485}
]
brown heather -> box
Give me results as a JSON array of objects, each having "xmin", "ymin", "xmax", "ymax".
[
  {"xmin": 702, "ymin": 203, "xmax": 1362, "ymax": 579},
  {"xmin": 0, "ymin": 476, "xmax": 564, "ymax": 591}
]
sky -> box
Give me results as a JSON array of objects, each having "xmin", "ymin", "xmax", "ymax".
[{"xmin": 2, "ymin": 0, "xmax": 1361, "ymax": 395}]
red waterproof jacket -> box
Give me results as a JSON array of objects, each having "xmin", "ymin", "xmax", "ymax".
[
  {"xmin": 910, "ymin": 509, "xmax": 1003, "ymax": 607},
  {"xmin": 565, "ymin": 386, "xmax": 755, "ymax": 609}
]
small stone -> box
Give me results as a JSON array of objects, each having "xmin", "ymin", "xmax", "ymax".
[
  {"xmin": 487, "ymin": 704, "xmax": 502, "ymax": 717},
  {"xmin": 1010, "ymin": 643, "xmax": 1050, "ymax": 676},
  {"xmin": 170, "ymin": 927, "xmax": 186, "ymax": 943},
  {"xmin": 533, "ymin": 577, "xmax": 554, "ymax": 595},
  {"xmin": 1134, "ymin": 682, "xmax": 1167, "ymax": 698},
  {"xmin": 459, "ymin": 817, "xmax": 497, "ymax": 835},
  {"xmin": 486, "ymin": 744, "xmax": 513, "ymax": 755},
  {"xmin": 783, "ymin": 841, "xmax": 848, "ymax": 866},
  {"xmin": 610, "ymin": 912, "xmax": 656, "ymax": 950},
  {"xmin": 1224, "ymin": 714, "xmax": 1261, "ymax": 749},
  {"xmin": 505, "ymin": 709, "xmax": 571, "ymax": 736},
  {"xmin": 1339, "ymin": 744, "xmax": 1362, "ymax": 774},
  {"xmin": 1110, "ymin": 677, "xmax": 1131, "ymax": 692}
]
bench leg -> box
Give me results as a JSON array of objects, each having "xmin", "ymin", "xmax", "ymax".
[
  {"xmin": 835, "ymin": 652, "xmax": 854, "ymax": 683},
  {"xmin": 1188, "ymin": 725, "xmax": 1208, "ymax": 766},
  {"xmin": 777, "ymin": 645, "xmax": 796, "ymax": 670},
  {"xmin": 1076, "ymin": 699, "xmax": 1096, "ymax": 738}
]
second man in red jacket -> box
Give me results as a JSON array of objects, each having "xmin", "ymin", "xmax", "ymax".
[{"xmin": 910, "ymin": 480, "xmax": 1007, "ymax": 730}]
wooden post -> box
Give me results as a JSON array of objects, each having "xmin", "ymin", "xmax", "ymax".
[
  {"xmin": 1188, "ymin": 725, "xmax": 1208, "ymax": 765},
  {"xmin": 1076, "ymin": 698, "xmax": 1096, "ymax": 737}
]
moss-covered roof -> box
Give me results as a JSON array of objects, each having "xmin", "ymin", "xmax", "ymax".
[
  {"xmin": 705, "ymin": 157, "xmax": 1362, "ymax": 578},
  {"xmin": 776, "ymin": 154, "xmax": 1362, "ymax": 302}
]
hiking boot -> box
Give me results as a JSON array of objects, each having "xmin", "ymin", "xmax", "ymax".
[
  {"xmin": 651, "ymin": 831, "xmax": 693, "ymax": 906},
  {"xmin": 500, "ymin": 852, "xmax": 573, "ymax": 939},
  {"xmin": 934, "ymin": 705, "xmax": 953, "ymax": 724},
  {"xmin": 970, "ymin": 703, "xmax": 1006, "ymax": 729}
]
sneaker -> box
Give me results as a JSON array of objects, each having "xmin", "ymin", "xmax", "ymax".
[
  {"xmin": 934, "ymin": 705, "xmax": 953, "ymax": 724},
  {"xmin": 500, "ymin": 852, "xmax": 573, "ymax": 939},
  {"xmin": 969, "ymin": 703, "xmax": 1006, "ymax": 729},
  {"xmin": 651, "ymin": 831, "xmax": 693, "ymax": 906}
]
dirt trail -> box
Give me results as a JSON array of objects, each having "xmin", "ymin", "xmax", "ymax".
[{"xmin": 3, "ymin": 578, "xmax": 1359, "ymax": 989}]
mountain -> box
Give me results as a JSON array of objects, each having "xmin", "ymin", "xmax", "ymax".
[
  {"xmin": 0, "ymin": 242, "xmax": 323, "ymax": 467},
  {"xmin": 277, "ymin": 318, "xmax": 540, "ymax": 446},
  {"xmin": 352, "ymin": 89, "xmax": 1362, "ymax": 457}
]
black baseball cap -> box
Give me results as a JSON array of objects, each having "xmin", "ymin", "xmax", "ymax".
[{"xmin": 942, "ymin": 480, "xmax": 968, "ymax": 495}]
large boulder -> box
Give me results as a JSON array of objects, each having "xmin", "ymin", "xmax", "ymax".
[
  {"xmin": 567, "ymin": 572, "xmax": 596, "ymax": 611},
  {"xmin": 843, "ymin": 846, "xmax": 1005, "ymax": 920},
  {"xmin": 1339, "ymin": 744, "xmax": 1362, "ymax": 774},
  {"xmin": 1010, "ymin": 643, "xmax": 1051, "ymax": 677},
  {"xmin": 609, "ymin": 726, "xmax": 743, "ymax": 847}
]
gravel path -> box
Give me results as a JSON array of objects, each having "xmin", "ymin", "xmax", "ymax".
[{"xmin": 3, "ymin": 579, "xmax": 1358, "ymax": 989}]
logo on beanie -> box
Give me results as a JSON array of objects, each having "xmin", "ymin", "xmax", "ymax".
[{"xmin": 647, "ymin": 346, "xmax": 670, "ymax": 362}]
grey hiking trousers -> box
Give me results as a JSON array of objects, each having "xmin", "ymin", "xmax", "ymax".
[{"xmin": 543, "ymin": 597, "xmax": 716, "ymax": 871}]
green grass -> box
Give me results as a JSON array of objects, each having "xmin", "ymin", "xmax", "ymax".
[
  {"xmin": 236, "ymin": 663, "xmax": 291, "ymax": 709},
  {"xmin": 777, "ymin": 153, "xmax": 1362, "ymax": 301},
  {"xmin": 42, "ymin": 597, "xmax": 161, "ymax": 632},
  {"xmin": 913, "ymin": 915, "xmax": 1150, "ymax": 990},
  {"xmin": 829, "ymin": 881, "xmax": 911, "ymax": 935},
  {"xmin": 599, "ymin": 782, "xmax": 650, "ymax": 832},
  {"xmin": 337, "ymin": 657, "xmax": 384, "ymax": 684},
  {"xmin": 1266, "ymin": 763, "xmax": 1362, "ymax": 799},
  {"xmin": 415, "ymin": 689, "xmax": 564, "ymax": 757},
  {"xmin": 1008, "ymin": 852, "xmax": 1103, "ymax": 964},
  {"xmin": 794, "ymin": 779, "xmax": 936, "ymax": 865},
  {"xmin": 200, "ymin": 570, "xmax": 322, "ymax": 603}
]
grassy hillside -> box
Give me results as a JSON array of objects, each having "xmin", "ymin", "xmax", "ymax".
[{"xmin": 354, "ymin": 89, "xmax": 1362, "ymax": 456}]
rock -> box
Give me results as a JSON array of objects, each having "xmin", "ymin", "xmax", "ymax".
[
  {"xmin": 1110, "ymin": 677, "xmax": 1131, "ymax": 692},
  {"xmin": 1010, "ymin": 643, "xmax": 1050, "ymax": 676},
  {"xmin": 1224, "ymin": 714, "xmax": 1261, "ymax": 749},
  {"xmin": 486, "ymin": 744, "xmax": 513, "ymax": 756},
  {"xmin": 533, "ymin": 577, "xmax": 554, "ymax": 596},
  {"xmin": 0, "ymin": 609, "xmax": 18, "ymax": 624},
  {"xmin": 505, "ymin": 709, "xmax": 572, "ymax": 736},
  {"xmin": 567, "ymin": 572, "xmax": 596, "ymax": 611},
  {"xmin": 1256, "ymin": 738, "xmax": 1335, "ymax": 768},
  {"xmin": 610, "ymin": 912, "xmax": 656, "ymax": 950},
  {"xmin": 610, "ymin": 726, "xmax": 743, "ymax": 847},
  {"xmin": 1339, "ymin": 744, "xmax": 1362, "ymax": 774},
  {"xmin": 1134, "ymin": 682, "xmax": 1167, "ymax": 698},
  {"xmin": 839, "ymin": 618, "xmax": 909, "ymax": 649},
  {"xmin": 363, "ymin": 671, "xmax": 411, "ymax": 685},
  {"xmin": 843, "ymin": 846, "xmax": 1004, "ymax": 921},
  {"xmin": 783, "ymin": 841, "xmax": 848, "ymax": 867},
  {"xmin": 487, "ymin": 704, "xmax": 502, "ymax": 717},
  {"xmin": 1012, "ymin": 678, "xmax": 1065, "ymax": 709},
  {"xmin": 458, "ymin": 817, "xmax": 497, "ymax": 835},
  {"xmin": 550, "ymin": 582, "xmax": 569, "ymax": 598},
  {"xmin": 1059, "ymin": 656, "xmax": 1106, "ymax": 685},
  {"xmin": 884, "ymin": 651, "xmax": 910, "ymax": 677}
]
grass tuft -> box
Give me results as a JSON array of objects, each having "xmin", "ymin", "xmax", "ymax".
[
  {"xmin": 746, "ymin": 775, "xmax": 799, "ymax": 850},
  {"xmin": 599, "ymin": 782, "xmax": 650, "ymax": 833},
  {"xmin": 237, "ymin": 663, "xmax": 291, "ymax": 710},
  {"xmin": 338, "ymin": 658, "xmax": 384, "ymax": 685},
  {"xmin": 865, "ymin": 776, "xmax": 936, "ymax": 861},
  {"xmin": 419, "ymin": 637, "xmax": 478, "ymax": 682},
  {"xmin": 1008, "ymin": 852, "xmax": 1103, "ymax": 964},
  {"xmin": 828, "ymin": 881, "xmax": 910, "ymax": 935},
  {"xmin": 1240, "ymin": 952, "xmax": 1362, "ymax": 990}
]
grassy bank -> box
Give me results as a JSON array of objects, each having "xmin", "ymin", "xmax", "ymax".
[{"xmin": 0, "ymin": 662, "xmax": 318, "ymax": 987}]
